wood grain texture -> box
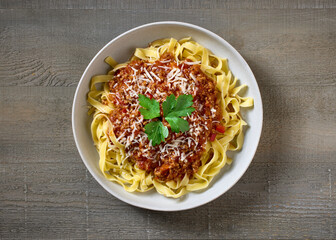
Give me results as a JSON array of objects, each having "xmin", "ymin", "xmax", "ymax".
[{"xmin": 0, "ymin": 0, "xmax": 335, "ymax": 239}]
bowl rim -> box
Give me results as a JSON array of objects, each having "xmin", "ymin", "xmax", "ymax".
[{"xmin": 72, "ymin": 21, "xmax": 263, "ymax": 211}]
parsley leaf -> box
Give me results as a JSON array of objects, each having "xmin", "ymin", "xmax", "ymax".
[
  {"xmin": 138, "ymin": 93, "xmax": 195, "ymax": 146},
  {"xmin": 144, "ymin": 121, "xmax": 169, "ymax": 146},
  {"xmin": 162, "ymin": 94, "xmax": 176, "ymax": 117},
  {"xmin": 165, "ymin": 116, "xmax": 190, "ymax": 133},
  {"xmin": 138, "ymin": 94, "xmax": 160, "ymax": 119},
  {"xmin": 162, "ymin": 94, "xmax": 195, "ymax": 133},
  {"xmin": 163, "ymin": 94, "xmax": 195, "ymax": 118}
]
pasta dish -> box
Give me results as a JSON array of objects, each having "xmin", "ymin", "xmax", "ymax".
[{"xmin": 88, "ymin": 38, "xmax": 253, "ymax": 198}]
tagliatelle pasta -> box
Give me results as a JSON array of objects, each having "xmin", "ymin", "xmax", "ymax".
[{"xmin": 87, "ymin": 38, "xmax": 253, "ymax": 198}]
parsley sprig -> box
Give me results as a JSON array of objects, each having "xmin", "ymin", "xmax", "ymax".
[{"xmin": 138, "ymin": 94, "xmax": 195, "ymax": 146}]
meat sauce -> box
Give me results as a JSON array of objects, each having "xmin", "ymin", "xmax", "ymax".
[{"xmin": 108, "ymin": 54, "xmax": 222, "ymax": 182}]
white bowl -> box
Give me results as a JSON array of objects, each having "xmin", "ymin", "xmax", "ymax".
[{"xmin": 72, "ymin": 21, "xmax": 263, "ymax": 211}]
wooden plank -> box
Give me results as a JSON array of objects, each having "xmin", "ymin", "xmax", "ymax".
[
  {"xmin": 0, "ymin": 0, "xmax": 336, "ymax": 10},
  {"xmin": 0, "ymin": 0, "xmax": 335, "ymax": 239},
  {"xmin": 0, "ymin": 87, "xmax": 78, "ymax": 164},
  {"xmin": 256, "ymin": 85, "xmax": 336, "ymax": 163},
  {"xmin": 0, "ymin": 8, "xmax": 335, "ymax": 87},
  {"xmin": 2, "ymin": 161, "xmax": 333, "ymax": 238},
  {"xmin": 207, "ymin": 163, "xmax": 336, "ymax": 239},
  {"xmin": 0, "ymin": 207, "xmax": 88, "ymax": 239}
]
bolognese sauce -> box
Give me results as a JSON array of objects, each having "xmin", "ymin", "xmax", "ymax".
[{"xmin": 108, "ymin": 54, "xmax": 222, "ymax": 182}]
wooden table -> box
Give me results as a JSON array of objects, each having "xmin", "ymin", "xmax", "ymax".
[{"xmin": 1, "ymin": 1, "xmax": 335, "ymax": 239}]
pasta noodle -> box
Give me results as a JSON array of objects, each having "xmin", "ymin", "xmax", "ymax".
[{"xmin": 87, "ymin": 38, "xmax": 253, "ymax": 198}]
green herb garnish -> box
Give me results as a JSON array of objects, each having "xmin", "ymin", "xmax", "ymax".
[
  {"xmin": 144, "ymin": 121, "xmax": 169, "ymax": 146},
  {"xmin": 138, "ymin": 94, "xmax": 160, "ymax": 119},
  {"xmin": 163, "ymin": 94, "xmax": 195, "ymax": 133},
  {"xmin": 138, "ymin": 94, "xmax": 195, "ymax": 146}
]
